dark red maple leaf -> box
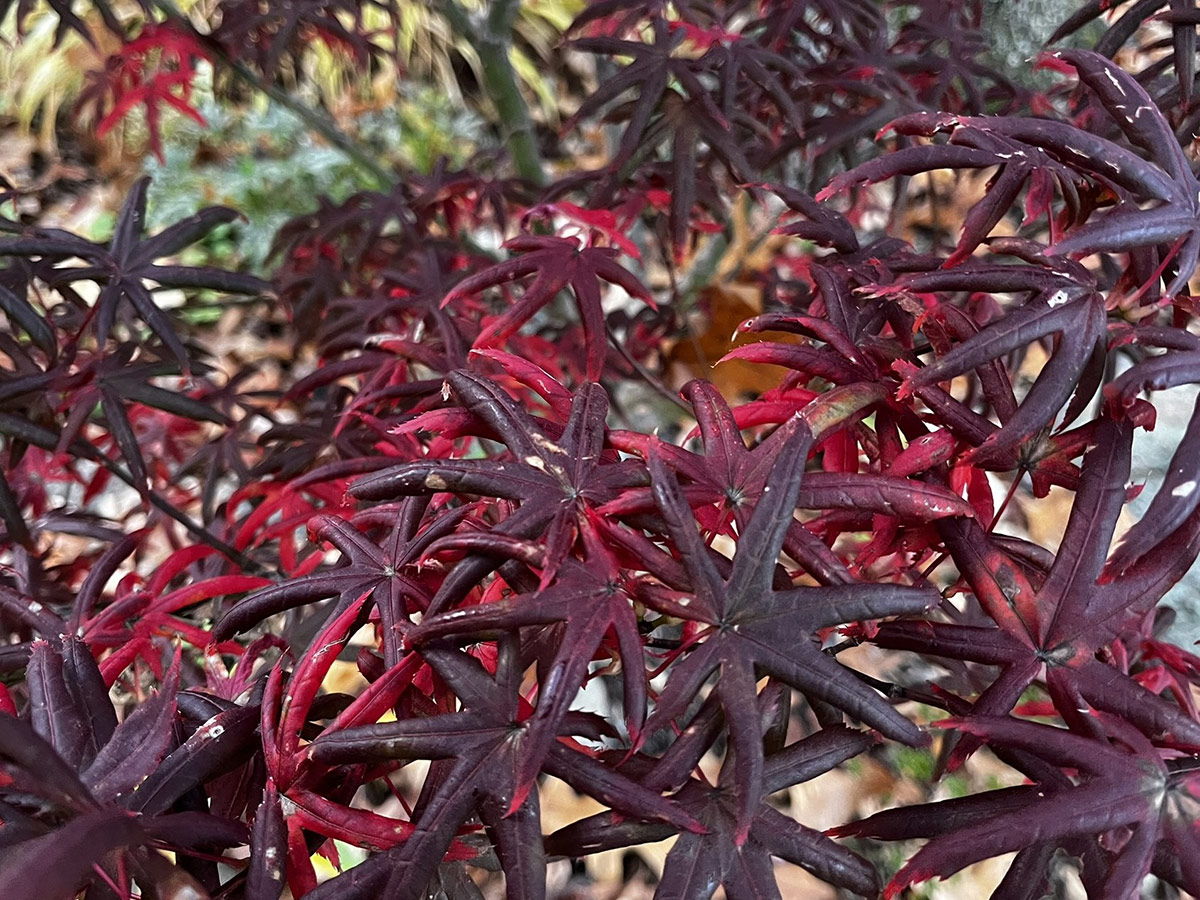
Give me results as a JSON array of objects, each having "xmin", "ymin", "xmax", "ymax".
[
  {"xmin": 407, "ymin": 520, "xmax": 650, "ymax": 786},
  {"xmin": 307, "ymin": 640, "xmax": 700, "ymax": 900},
  {"xmin": 831, "ymin": 51, "xmax": 1200, "ymax": 301},
  {"xmin": 213, "ymin": 496, "xmax": 459, "ymax": 664},
  {"xmin": 0, "ymin": 644, "xmax": 258, "ymax": 900},
  {"xmin": 892, "ymin": 271, "xmax": 1107, "ymax": 467},
  {"xmin": 642, "ymin": 419, "xmax": 937, "ymax": 840},
  {"xmin": 1048, "ymin": 0, "xmax": 1198, "ymax": 104},
  {"xmin": 875, "ymin": 415, "xmax": 1200, "ymax": 765},
  {"xmin": 548, "ymin": 690, "xmax": 882, "ymax": 898},
  {"xmin": 605, "ymin": 379, "xmax": 972, "ymax": 583},
  {"xmin": 836, "ymin": 716, "xmax": 1200, "ymax": 899},
  {"xmin": 0, "ymin": 177, "xmax": 267, "ymax": 372},
  {"xmin": 349, "ymin": 371, "xmax": 647, "ymax": 593}
]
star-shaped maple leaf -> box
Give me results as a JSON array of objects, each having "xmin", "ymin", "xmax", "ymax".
[
  {"xmin": 214, "ymin": 497, "xmax": 456, "ymax": 661},
  {"xmin": 606, "ymin": 379, "xmax": 973, "ymax": 582},
  {"xmin": 549, "ymin": 691, "xmax": 882, "ymax": 898},
  {"xmin": 308, "ymin": 641, "xmax": 700, "ymax": 900},
  {"xmin": 350, "ymin": 371, "xmax": 647, "ymax": 597},
  {"xmin": 440, "ymin": 235, "xmax": 654, "ymax": 381},
  {"xmin": 641, "ymin": 419, "xmax": 937, "ymax": 839},
  {"xmin": 836, "ymin": 716, "xmax": 1200, "ymax": 899},
  {"xmin": 407, "ymin": 519, "xmax": 649, "ymax": 778},
  {"xmin": 0, "ymin": 177, "xmax": 266, "ymax": 372},
  {"xmin": 874, "ymin": 415, "xmax": 1200, "ymax": 765}
]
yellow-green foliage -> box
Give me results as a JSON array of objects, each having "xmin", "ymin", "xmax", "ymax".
[
  {"xmin": 0, "ymin": 0, "xmax": 581, "ymax": 156},
  {"xmin": 0, "ymin": 11, "xmax": 94, "ymax": 148},
  {"xmin": 208, "ymin": 0, "xmax": 582, "ymax": 126}
]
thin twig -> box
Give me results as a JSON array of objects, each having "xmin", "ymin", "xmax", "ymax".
[{"xmin": 606, "ymin": 323, "xmax": 692, "ymax": 415}]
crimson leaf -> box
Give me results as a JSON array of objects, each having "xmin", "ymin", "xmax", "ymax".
[{"xmin": 441, "ymin": 235, "xmax": 653, "ymax": 381}]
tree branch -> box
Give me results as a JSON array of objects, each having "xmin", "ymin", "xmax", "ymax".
[{"xmin": 442, "ymin": 0, "xmax": 546, "ymax": 186}]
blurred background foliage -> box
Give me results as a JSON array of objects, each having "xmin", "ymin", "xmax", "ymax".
[
  {"xmin": 141, "ymin": 89, "xmax": 483, "ymax": 268},
  {"xmin": 0, "ymin": 0, "xmax": 579, "ymax": 264},
  {"xmin": 0, "ymin": 0, "xmax": 1073, "ymax": 253}
]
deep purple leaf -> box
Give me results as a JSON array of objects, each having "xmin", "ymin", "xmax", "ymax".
[
  {"xmin": 0, "ymin": 708, "xmax": 94, "ymax": 810},
  {"xmin": 0, "ymin": 808, "xmax": 145, "ymax": 900},
  {"xmin": 27, "ymin": 640, "xmax": 93, "ymax": 770},
  {"xmin": 1051, "ymin": 50, "xmax": 1190, "ymax": 182},
  {"xmin": 128, "ymin": 703, "xmax": 261, "ymax": 815},
  {"xmin": 1108, "ymin": 393, "xmax": 1200, "ymax": 574},
  {"xmin": 248, "ymin": 781, "xmax": 287, "ymax": 900},
  {"xmin": 1042, "ymin": 415, "xmax": 1133, "ymax": 641},
  {"xmin": 903, "ymin": 291, "xmax": 1105, "ymax": 463},
  {"xmin": 61, "ymin": 637, "xmax": 117, "ymax": 766},
  {"xmin": 83, "ymin": 656, "xmax": 179, "ymax": 804},
  {"xmin": 755, "ymin": 805, "xmax": 878, "ymax": 897}
]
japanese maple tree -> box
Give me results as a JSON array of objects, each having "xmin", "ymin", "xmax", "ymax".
[{"xmin": 0, "ymin": 1, "xmax": 1199, "ymax": 899}]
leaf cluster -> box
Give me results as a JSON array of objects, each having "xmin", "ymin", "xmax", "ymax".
[{"xmin": 0, "ymin": 3, "xmax": 1199, "ymax": 900}]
